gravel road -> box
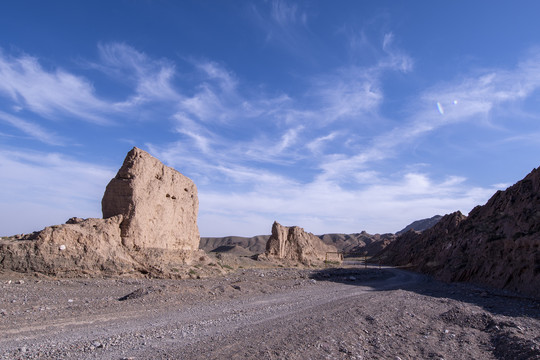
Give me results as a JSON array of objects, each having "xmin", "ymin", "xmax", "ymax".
[{"xmin": 1, "ymin": 267, "xmax": 539, "ymax": 359}]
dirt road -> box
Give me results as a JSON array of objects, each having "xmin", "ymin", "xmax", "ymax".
[{"xmin": 1, "ymin": 267, "xmax": 539, "ymax": 359}]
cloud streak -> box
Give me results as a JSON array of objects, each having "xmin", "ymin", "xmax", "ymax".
[
  {"xmin": 97, "ymin": 43, "xmax": 181, "ymax": 107},
  {"xmin": 2, "ymin": 35, "xmax": 540, "ymax": 237},
  {"xmin": 0, "ymin": 148, "xmax": 115, "ymax": 235},
  {"xmin": 0, "ymin": 50, "xmax": 112, "ymax": 124},
  {"xmin": 0, "ymin": 111, "xmax": 64, "ymax": 145}
]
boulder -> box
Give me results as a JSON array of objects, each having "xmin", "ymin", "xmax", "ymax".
[{"xmin": 265, "ymin": 221, "xmax": 338, "ymax": 264}]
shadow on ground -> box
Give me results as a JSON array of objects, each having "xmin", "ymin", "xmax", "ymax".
[
  {"xmin": 310, "ymin": 266, "xmax": 540, "ymax": 360},
  {"xmin": 309, "ymin": 266, "xmax": 540, "ymax": 320}
]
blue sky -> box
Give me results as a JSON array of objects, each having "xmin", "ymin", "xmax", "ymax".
[{"xmin": 1, "ymin": 1, "xmax": 540, "ymax": 237}]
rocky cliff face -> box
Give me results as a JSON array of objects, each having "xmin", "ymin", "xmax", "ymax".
[
  {"xmin": 396, "ymin": 215, "xmax": 443, "ymax": 235},
  {"xmin": 0, "ymin": 147, "xmax": 201, "ymax": 277},
  {"xmin": 102, "ymin": 147, "xmax": 199, "ymax": 253},
  {"xmin": 265, "ymin": 221, "xmax": 337, "ymax": 264},
  {"xmin": 380, "ymin": 167, "xmax": 540, "ymax": 298}
]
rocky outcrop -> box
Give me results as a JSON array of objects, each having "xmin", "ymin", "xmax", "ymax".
[
  {"xmin": 0, "ymin": 147, "xmax": 201, "ymax": 277},
  {"xmin": 396, "ymin": 215, "xmax": 443, "ymax": 235},
  {"xmin": 265, "ymin": 221, "xmax": 338, "ymax": 264},
  {"xmin": 0, "ymin": 216, "xmax": 139, "ymax": 276},
  {"xmin": 380, "ymin": 167, "xmax": 540, "ymax": 298},
  {"xmin": 102, "ymin": 147, "xmax": 199, "ymax": 253},
  {"xmin": 379, "ymin": 211, "xmax": 466, "ymax": 268}
]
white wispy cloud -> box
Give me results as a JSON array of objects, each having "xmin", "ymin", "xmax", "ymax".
[
  {"xmin": 0, "ymin": 148, "xmax": 115, "ymax": 235},
  {"xmin": 172, "ymin": 113, "xmax": 214, "ymax": 154},
  {"xmin": 195, "ymin": 60, "xmax": 238, "ymax": 92},
  {"xmin": 250, "ymin": 0, "xmax": 313, "ymax": 58},
  {"xmin": 421, "ymin": 50, "xmax": 540, "ymax": 126},
  {"xmin": 0, "ymin": 111, "xmax": 64, "ymax": 145},
  {"xmin": 182, "ymin": 46, "xmax": 540, "ymax": 236},
  {"xmin": 381, "ymin": 32, "xmax": 413, "ymax": 72},
  {"xmin": 196, "ymin": 171, "xmax": 497, "ymax": 236},
  {"xmin": 3, "ymin": 36, "xmax": 538, "ymax": 238},
  {"xmin": 316, "ymin": 49, "xmax": 540, "ymax": 184},
  {"xmin": 308, "ymin": 67, "xmax": 382, "ymax": 123},
  {"xmin": 0, "ymin": 49, "xmax": 111, "ymax": 123},
  {"xmin": 306, "ymin": 132, "xmax": 339, "ymax": 154},
  {"xmin": 97, "ymin": 43, "xmax": 180, "ymax": 107},
  {"xmin": 301, "ymin": 35, "xmax": 412, "ymax": 126},
  {"xmin": 271, "ymin": 0, "xmax": 306, "ymax": 27}
]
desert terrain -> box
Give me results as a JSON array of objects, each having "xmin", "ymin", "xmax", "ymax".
[
  {"xmin": 1, "ymin": 264, "xmax": 539, "ymax": 360},
  {"xmin": 1, "ymin": 148, "xmax": 539, "ymax": 360}
]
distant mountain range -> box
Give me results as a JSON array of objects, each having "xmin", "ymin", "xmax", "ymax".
[{"xmin": 200, "ymin": 216, "xmax": 442, "ymax": 256}]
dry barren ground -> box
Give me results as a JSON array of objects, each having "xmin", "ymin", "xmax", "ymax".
[{"xmin": 0, "ymin": 266, "xmax": 539, "ymax": 360}]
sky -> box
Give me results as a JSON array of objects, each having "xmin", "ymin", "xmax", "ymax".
[{"xmin": 1, "ymin": 1, "xmax": 540, "ymax": 237}]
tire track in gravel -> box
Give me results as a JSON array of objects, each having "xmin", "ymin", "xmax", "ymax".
[{"xmin": 0, "ymin": 270, "xmax": 418, "ymax": 359}]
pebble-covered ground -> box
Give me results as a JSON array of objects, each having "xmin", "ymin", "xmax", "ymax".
[{"xmin": 0, "ymin": 267, "xmax": 538, "ymax": 359}]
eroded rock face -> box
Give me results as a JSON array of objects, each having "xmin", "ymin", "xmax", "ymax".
[
  {"xmin": 102, "ymin": 147, "xmax": 200, "ymax": 253},
  {"xmin": 0, "ymin": 147, "xmax": 201, "ymax": 277},
  {"xmin": 396, "ymin": 215, "xmax": 443, "ymax": 235},
  {"xmin": 0, "ymin": 216, "xmax": 139, "ymax": 276},
  {"xmin": 265, "ymin": 221, "xmax": 337, "ymax": 264},
  {"xmin": 380, "ymin": 167, "xmax": 540, "ymax": 298}
]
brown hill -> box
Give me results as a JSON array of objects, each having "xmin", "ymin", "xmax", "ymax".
[
  {"xmin": 379, "ymin": 167, "xmax": 540, "ymax": 298},
  {"xmin": 210, "ymin": 245, "xmax": 255, "ymax": 257},
  {"xmin": 318, "ymin": 232, "xmax": 395, "ymax": 256}
]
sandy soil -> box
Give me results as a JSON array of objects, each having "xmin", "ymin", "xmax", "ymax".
[{"xmin": 0, "ymin": 265, "xmax": 539, "ymax": 360}]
